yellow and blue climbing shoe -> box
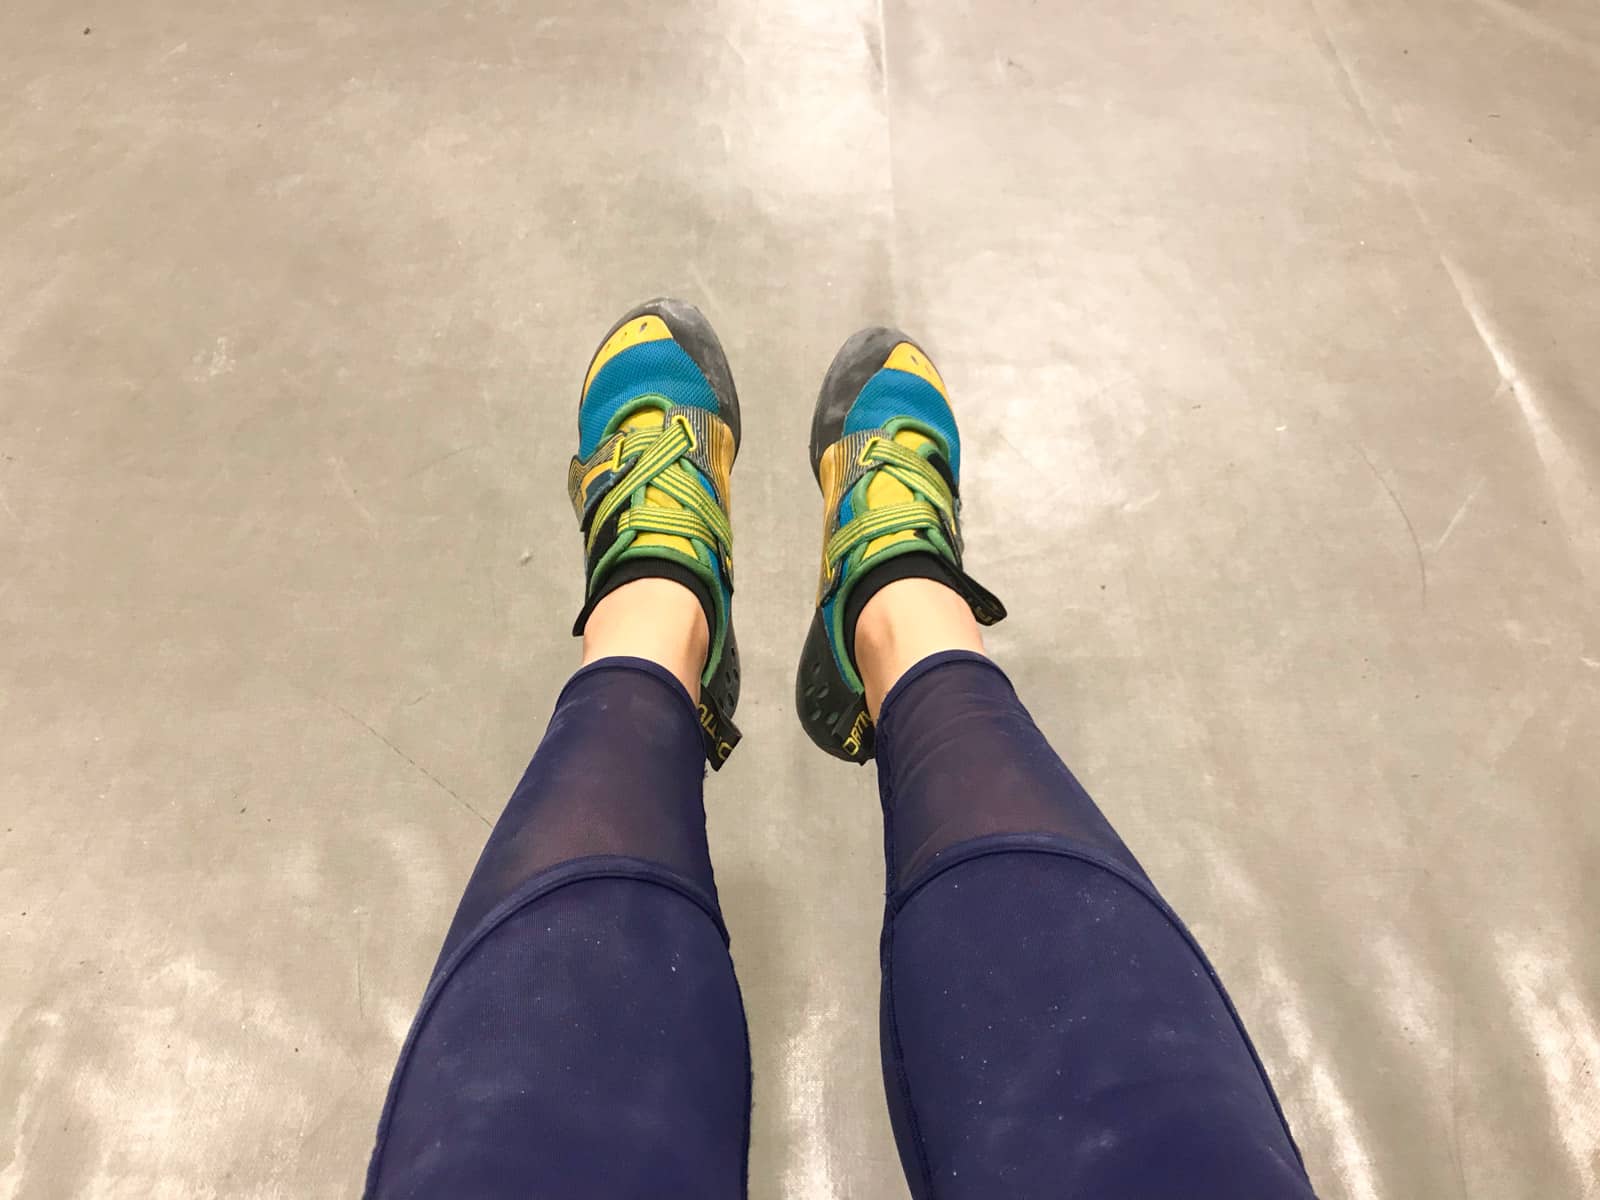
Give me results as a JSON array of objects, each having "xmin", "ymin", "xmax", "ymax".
[
  {"xmin": 796, "ymin": 327, "xmax": 1006, "ymax": 763},
  {"xmin": 568, "ymin": 298, "xmax": 742, "ymax": 767}
]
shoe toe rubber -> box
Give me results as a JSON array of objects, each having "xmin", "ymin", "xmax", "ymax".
[
  {"xmin": 587, "ymin": 297, "xmax": 742, "ymax": 449},
  {"xmin": 808, "ymin": 325, "xmax": 928, "ymax": 478}
]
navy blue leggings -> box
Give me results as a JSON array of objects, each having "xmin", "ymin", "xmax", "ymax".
[{"xmin": 365, "ymin": 652, "xmax": 1317, "ymax": 1198}]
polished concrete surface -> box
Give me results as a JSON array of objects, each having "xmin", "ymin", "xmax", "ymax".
[{"xmin": 3, "ymin": 1, "xmax": 1598, "ymax": 1197}]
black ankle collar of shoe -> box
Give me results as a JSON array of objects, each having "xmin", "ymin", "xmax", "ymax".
[
  {"xmin": 573, "ymin": 557, "xmax": 717, "ymax": 642},
  {"xmin": 841, "ymin": 551, "xmax": 965, "ymax": 670}
]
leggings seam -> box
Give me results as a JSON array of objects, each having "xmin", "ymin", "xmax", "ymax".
[
  {"xmin": 889, "ymin": 833, "xmax": 1141, "ymax": 918},
  {"xmin": 365, "ymin": 855, "xmax": 732, "ymax": 1198},
  {"xmin": 883, "ymin": 912, "xmax": 940, "ymax": 1200},
  {"xmin": 878, "ymin": 769, "xmax": 941, "ymax": 1200},
  {"xmin": 883, "ymin": 835, "xmax": 1308, "ymax": 1174}
]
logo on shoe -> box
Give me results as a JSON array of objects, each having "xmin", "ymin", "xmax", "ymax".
[
  {"xmin": 841, "ymin": 710, "xmax": 872, "ymax": 757},
  {"xmin": 698, "ymin": 702, "xmax": 735, "ymax": 763}
]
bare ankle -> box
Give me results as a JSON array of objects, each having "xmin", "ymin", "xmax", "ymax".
[
  {"xmin": 580, "ymin": 577, "xmax": 710, "ymax": 699},
  {"xmin": 854, "ymin": 577, "xmax": 985, "ymax": 718}
]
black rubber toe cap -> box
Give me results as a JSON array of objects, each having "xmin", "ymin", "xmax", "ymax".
[
  {"xmin": 587, "ymin": 298, "xmax": 742, "ymax": 449},
  {"xmin": 809, "ymin": 326, "xmax": 938, "ymax": 478}
]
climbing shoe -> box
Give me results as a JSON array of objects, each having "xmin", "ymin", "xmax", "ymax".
[
  {"xmin": 568, "ymin": 298, "xmax": 742, "ymax": 767},
  {"xmin": 795, "ymin": 327, "xmax": 1006, "ymax": 763}
]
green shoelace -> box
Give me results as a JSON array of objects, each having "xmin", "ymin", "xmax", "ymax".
[
  {"xmin": 823, "ymin": 435, "xmax": 955, "ymax": 578},
  {"xmin": 588, "ymin": 413, "xmax": 733, "ymax": 565}
]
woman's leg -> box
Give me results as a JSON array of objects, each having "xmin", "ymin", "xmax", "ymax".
[
  {"xmin": 859, "ymin": 580, "xmax": 1317, "ymax": 1199},
  {"xmin": 790, "ymin": 320, "xmax": 1315, "ymax": 1197},
  {"xmin": 365, "ymin": 582, "xmax": 750, "ymax": 1199}
]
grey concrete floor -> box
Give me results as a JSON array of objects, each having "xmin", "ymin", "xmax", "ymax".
[{"xmin": 3, "ymin": 1, "xmax": 1598, "ymax": 1197}]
